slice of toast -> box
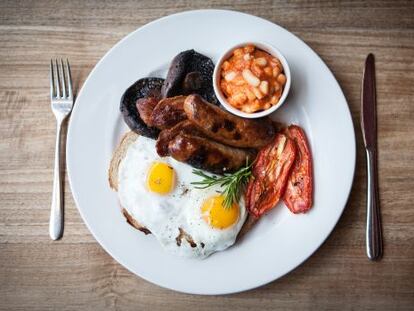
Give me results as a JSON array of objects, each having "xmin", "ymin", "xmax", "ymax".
[
  {"xmin": 108, "ymin": 131, "xmax": 254, "ymax": 247},
  {"xmin": 122, "ymin": 208, "xmax": 151, "ymax": 235},
  {"xmin": 108, "ymin": 131, "xmax": 150, "ymax": 234},
  {"xmin": 108, "ymin": 131, "xmax": 140, "ymax": 192},
  {"xmin": 108, "ymin": 131, "xmax": 198, "ymax": 245}
]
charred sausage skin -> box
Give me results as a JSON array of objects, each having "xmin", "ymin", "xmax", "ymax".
[
  {"xmin": 184, "ymin": 94, "xmax": 276, "ymax": 149},
  {"xmin": 168, "ymin": 134, "xmax": 256, "ymax": 174}
]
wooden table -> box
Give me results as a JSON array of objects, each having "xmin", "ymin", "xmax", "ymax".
[{"xmin": 1, "ymin": 1, "xmax": 413, "ymax": 310}]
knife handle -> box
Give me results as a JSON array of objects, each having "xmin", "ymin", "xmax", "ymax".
[{"xmin": 365, "ymin": 148, "xmax": 383, "ymax": 260}]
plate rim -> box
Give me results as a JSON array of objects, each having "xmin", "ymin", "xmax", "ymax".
[{"xmin": 66, "ymin": 9, "xmax": 356, "ymax": 295}]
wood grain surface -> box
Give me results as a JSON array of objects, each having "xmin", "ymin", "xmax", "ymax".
[{"xmin": 1, "ymin": 1, "xmax": 413, "ymax": 310}]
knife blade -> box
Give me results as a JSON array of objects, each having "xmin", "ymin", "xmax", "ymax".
[
  {"xmin": 361, "ymin": 54, "xmax": 377, "ymax": 150},
  {"xmin": 361, "ymin": 53, "xmax": 383, "ymax": 261}
]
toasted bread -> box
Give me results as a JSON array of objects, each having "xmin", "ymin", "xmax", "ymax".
[
  {"xmin": 109, "ymin": 131, "xmax": 256, "ymax": 245},
  {"xmin": 236, "ymin": 214, "xmax": 257, "ymax": 242},
  {"xmin": 108, "ymin": 131, "xmax": 150, "ymax": 234},
  {"xmin": 108, "ymin": 131, "xmax": 139, "ymax": 192},
  {"xmin": 121, "ymin": 208, "xmax": 151, "ymax": 235},
  {"xmin": 108, "ymin": 131, "xmax": 199, "ymax": 246}
]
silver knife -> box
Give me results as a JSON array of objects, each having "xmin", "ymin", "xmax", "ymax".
[{"xmin": 361, "ymin": 53, "xmax": 383, "ymax": 260}]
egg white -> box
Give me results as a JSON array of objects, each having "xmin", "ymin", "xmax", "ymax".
[{"xmin": 117, "ymin": 135, "xmax": 247, "ymax": 259}]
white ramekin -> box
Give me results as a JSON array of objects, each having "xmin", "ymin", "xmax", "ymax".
[{"xmin": 213, "ymin": 41, "xmax": 291, "ymax": 119}]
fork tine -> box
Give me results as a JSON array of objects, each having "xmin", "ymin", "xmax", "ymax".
[
  {"xmin": 59, "ymin": 59, "xmax": 67, "ymax": 98},
  {"xmin": 50, "ymin": 60, "xmax": 55, "ymax": 98},
  {"xmin": 65, "ymin": 59, "xmax": 73, "ymax": 99},
  {"xmin": 54, "ymin": 59, "xmax": 61, "ymax": 98}
]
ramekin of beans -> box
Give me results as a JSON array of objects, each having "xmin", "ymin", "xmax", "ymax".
[{"xmin": 213, "ymin": 42, "xmax": 291, "ymax": 118}]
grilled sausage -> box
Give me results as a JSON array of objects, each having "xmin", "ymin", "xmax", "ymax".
[
  {"xmin": 168, "ymin": 134, "xmax": 256, "ymax": 174},
  {"xmin": 156, "ymin": 120, "xmax": 204, "ymax": 157},
  {"xmin": 136, "ymin": 97, "xmax": 158, "ymax": 126},
  {"xmin": 150, "ymin": 96, "xmax": 187, "ymax": 130},
  {"xmin": 184, "ymin": 94, "xmax": 276, "ymax": 148}
]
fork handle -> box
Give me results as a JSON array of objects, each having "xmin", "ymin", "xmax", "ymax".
[
  {"xmin": 49, "ymin": 121, "xmax": 64, "ymax": 240},
  {"xmin": 366, "ymin": 148, "xmax": 382, "ymax": 260}
]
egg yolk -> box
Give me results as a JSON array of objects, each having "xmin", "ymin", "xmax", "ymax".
[
  {"xmin": 201, "ymin": 195, "xmax": 240, "ymax": 229},
  {"xmin": 146, "ymin": 162, "xmax": 175, "ymax": 195}
]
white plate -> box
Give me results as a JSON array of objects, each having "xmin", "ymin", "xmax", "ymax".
[{"xmin": 67, "ymin": 9, "xmax": 355, "ymax": 295}]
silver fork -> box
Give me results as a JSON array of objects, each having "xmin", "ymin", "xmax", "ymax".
[{"xmin": 49, "ymin": 59, "xmax": 73, "ymax": 240}]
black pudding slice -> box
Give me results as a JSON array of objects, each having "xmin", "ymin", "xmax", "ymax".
[
  {"xmin": 161, "ymin": 50, "xmax": 219, "ymax": 105},
  {"xmin": 120, "ymin": 77, "xmax": 164, "ymax": 139}
]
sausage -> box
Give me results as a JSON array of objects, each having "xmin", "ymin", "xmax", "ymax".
[
  {"xmin": 156, "ymin": 120, "xmax": 204, "ymax": 157},
  {"xmin": 168, "ymin": 134, "xmax": 256, "ymax": 174},
  {"xmin": 136, "ymin": 97, "xmax": 158, "ymax": 126},
  {"xmin": 183, "ymin": 94, "xmax": 276, "ymax": 148},
  {"xmin": 150, "ymin": 96, "xmax": 187, "ymax": 130}
]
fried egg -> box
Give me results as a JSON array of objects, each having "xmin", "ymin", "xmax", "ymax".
[{"xmin": 117, "ymin": 136, "xmax": 247, "ymax": 259}]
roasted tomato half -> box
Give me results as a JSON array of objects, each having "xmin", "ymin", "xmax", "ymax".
[
  {"xmin": 245, "ymin": 134, "xmax": 297, "ymax": 218},
  {"xmin": 283, "ymin": 125, "xmax": 313, "ymax": 213}
]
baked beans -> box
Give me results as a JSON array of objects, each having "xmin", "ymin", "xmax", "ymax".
[{"xmin": 220, "ymin": 45, "xmax": 286, "ymax": 113}]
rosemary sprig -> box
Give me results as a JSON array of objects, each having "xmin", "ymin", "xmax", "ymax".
[{"xmin": 191, "ymin": 161, "xmax": 253, "ymax": 209}]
